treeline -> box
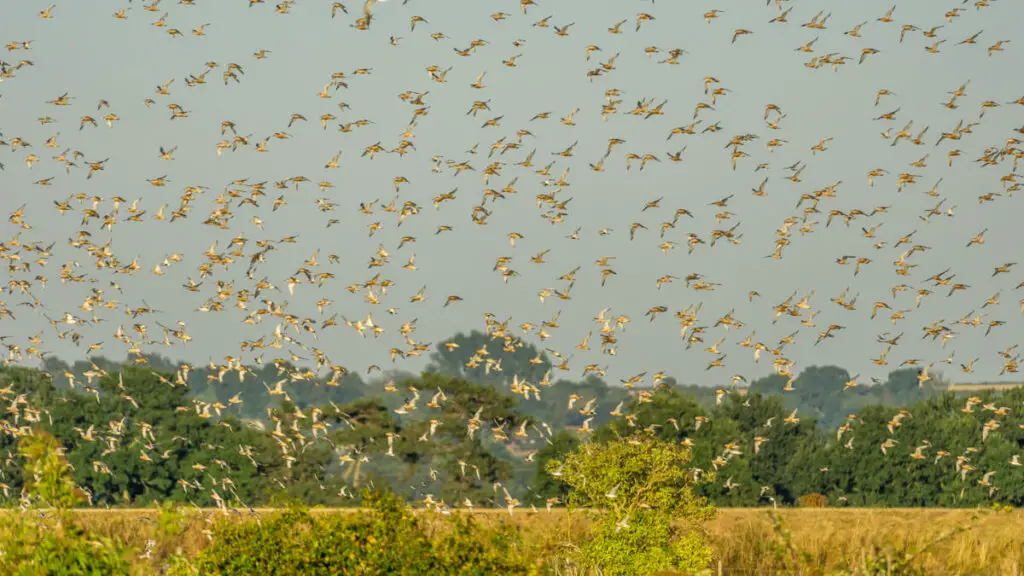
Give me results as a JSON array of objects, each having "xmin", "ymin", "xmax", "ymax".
[
  {"xmin": 0, "ymin": 329, "xmax": 1014, "ymax": 509},
  {"xmin": 41, "ymin": 330, "xmax": 943, "ymax": 430}
]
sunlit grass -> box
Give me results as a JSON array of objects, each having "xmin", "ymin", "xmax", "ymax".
[{"xmin": 709, "ymin": 508, "xmax": 1024, "ymax": 575}]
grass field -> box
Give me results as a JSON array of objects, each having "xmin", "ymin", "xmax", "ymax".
[
  {"xmin": 709, "ymin": 508, "xmax": 1023, "ymax": 575},
  {"xmin": 26, "ymin": 507, "xmax": 1021, "ymax": 574}
]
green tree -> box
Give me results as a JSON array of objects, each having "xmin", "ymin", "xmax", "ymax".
[
  {"xmin": 19, "ymin": 428, "xmax": 84, "ymax": 512},
  {"xmin": 530, "ymin": 430, "xmax": 580, "ymax": 502},
  {"xmin": 425, "ymin": 330, "xmax": 552, "ymax": 386},
  {"xmin": 547, "ymin": 436, "xmax": 716, "ymax": 575}
]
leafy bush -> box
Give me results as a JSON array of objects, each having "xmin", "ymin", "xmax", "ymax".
[
  {"xmin": 0, "ymin": 515, "xmax": 132, "ymax": 576},
  {"xmin": 153, "ymin": 500, "xmax": 192, "ymax": 540},
  {"xmin": 171, "ymin": 488, "xmax": 536, "ymax": 575},
  {"xmin": 0, "ymin": 429, "xmax": 133, "ymax": 575},
  {"xmin": 546, "ymin": 436, "xmax": 716, "ymax": 575},
  {"xmin": 18, "ymin": 428, "xmax": 85, "ymax": 511}
]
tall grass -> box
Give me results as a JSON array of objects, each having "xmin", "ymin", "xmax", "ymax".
[{"xmin": 708, "ymin": 508, "xmax": 1023, "ymax": 575}]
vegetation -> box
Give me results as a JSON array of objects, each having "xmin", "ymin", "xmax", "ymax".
[
  {"xmin": 2, "ymin": 329, "xmax": 1006, "ymax": 512},
  {"xmin": 710, "ymin": 507, "xmax": 1012, "ymax": 575},
  {"xmin": 0, "ymin": 515, "xmax": 133, "ymax": 576},
  {"xmin": 169, "ymin": 490, "xmax": 537, "ymax": 576},
  {"xmin": 1, "ymin": 330, "xmax": 1022, "ymax": 572},
  {"xmin": 0, "ymin": 431, "xmax": 1017, "ymax": 574},
  {"xmin": 548, "ymin": 436, "xmax": 715, "ymax": 575},
  {"xmin": 4, "ymin": 505, "xmax": 1024, "ymax": 574},
  {"xmin": 0, "ymin": 429, "xmax": 134, "ymax": 575}
]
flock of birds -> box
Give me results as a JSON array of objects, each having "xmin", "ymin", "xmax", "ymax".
[{"xmin": 0, "ymin": 0, "xmax": 1023, "ymax": 517}]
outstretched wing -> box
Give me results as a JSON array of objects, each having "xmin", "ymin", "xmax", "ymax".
[{"xmin": 363, "ymin": 0, "xmax": 377, "ymax": 18}]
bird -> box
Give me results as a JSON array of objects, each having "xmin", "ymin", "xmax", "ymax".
[{"xmin": 0, "ymin": 0, "xmax": 1019, "ymax": 530}]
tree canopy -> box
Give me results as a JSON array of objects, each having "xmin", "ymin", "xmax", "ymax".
[{"xmin": 1, "ymin": 332, "xmax": 1018, "ymax": 511}]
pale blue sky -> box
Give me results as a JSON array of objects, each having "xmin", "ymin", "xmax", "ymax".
[{"xmin": 0, "ymin": 0, "xmax": 1022, "ymax": 387}]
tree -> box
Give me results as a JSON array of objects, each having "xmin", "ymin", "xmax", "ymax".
[
  {"xmin": 710, "ymin": 392, "xmax": 829, "ymax": 504},
  {"xmin": 425, "ymin": 330, "xmax": 552, "ymax": 386},
  {"xmin": 9, "ymin": 365, "xmax": 287, "ymax": 507},
  {"xmin": 398, "ymin": 372, "xmax": 526, "ymax": 505},
  {"xmin": 547, "ymin": 436, "xmax": 716, "ymax": 575},
  {"xmin": 19, "ymin": 429, "xmax": 84, "ymax": 511},
  {"xmin": 530, "ymin": 430, "xmax": 580, "ymax": 501}
]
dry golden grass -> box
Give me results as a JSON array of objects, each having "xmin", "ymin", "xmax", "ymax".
[
  {"xmin": 6, "ymin": 507, "xmax": 1024, "ymax": 574},
  {"xmin": 708, "ymin": 508, "xmax": 1024, "ymax": 575}
]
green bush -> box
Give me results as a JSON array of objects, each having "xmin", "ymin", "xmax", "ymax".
[
  {"xmin": 153, "ymin": 500, "xmax": 192, "ymax": 540},
  {"xmin": 18, "ymin": 429, "xmax": 84, "ymax": 511},
  {"xmin": 0, "ymin": 516, "xmax": 132, "ymax": 576},
  {"xmin": 546, "ymin": 436, "xmax": 717, "ymax": 576},
  {"xmin": 171, "ymin": 488, "xmax": 536, "ymax": 576},
  {"xmin": 0, "ymin": 429, "xmax": 133, "ymax": 575}
]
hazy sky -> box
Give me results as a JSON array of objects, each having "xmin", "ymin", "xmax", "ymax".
[{"xmin": 0, "ymin": 0, "xmax": 1022, "ymax": 387}]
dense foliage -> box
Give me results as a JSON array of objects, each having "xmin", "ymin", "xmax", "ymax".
[
  {"xmin": 171, "ymin": 490, "xmax": 537, "ymax": 576},
  {"xmin": 0, "ymin": 383, "xmax": 1020, "ymax": 575},
  {"xmin": 548, "ymin": 436, "xmax": 716, "ymax": 575},
  {"xmin": 0, "ymin": 429, "xmax": 134, "ymax": 575},
  {"xmin": 0, "ymin": 329, "xmax": 1015, "ymax": 511},
  {"xmin": 0, "ymin": 515, "xmax": 133, "ymax": 576}
]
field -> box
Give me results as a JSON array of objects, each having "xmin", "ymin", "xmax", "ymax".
[
  {"xmin": 26, "ymin": 507, "xmax": 1022, "ymax": 575},
  {"xmin": 709, "ymin": 508, "xmax": 1024, "ymax": 575}
]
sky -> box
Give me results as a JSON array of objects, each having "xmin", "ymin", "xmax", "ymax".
[{"xmin": 0, "ymin": 0, "xmax": 1022, "ymax": 389}]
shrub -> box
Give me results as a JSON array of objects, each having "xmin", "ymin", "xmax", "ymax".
[
  {"xmin": 172, "ymin": 488, "xmax": 535, "ymax": 575},
  {"xmin": 0, "ymin": 515, "xmax": 132, "ymax": 576},
  {"xmin": 546, "ymin": 436, "xmax": 716, "ymax": 575},
  {"xmin": 154, "ymin": 500, "xmax": 193, "ymax": 540},
  {"xmin": 170, "ymin": 505, "xmax": 360, "ymax": 575},
  {"xmin": 0, "ymin": 429, "xmax": 133, "ymax": 575},
  {"xmin": 18, "ymin": 428, "xmax": 84, "ymax": 511}
]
